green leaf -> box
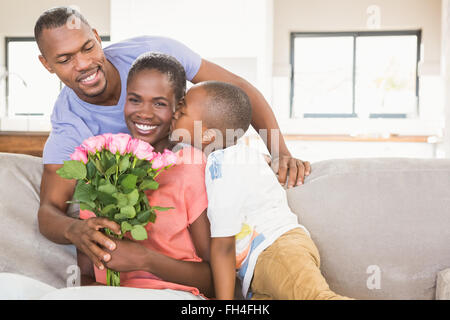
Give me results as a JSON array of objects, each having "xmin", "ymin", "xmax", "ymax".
[
  {"xmin": 80, "ymin": 201, "xmax": 96, "ymax": 210},
  {"xmin": 120, "ymin": 205, "xmax": 136, "ymax": 218},
  {"xmin": 137, "ymin": 210, "xmax": 151, "ymax": 223},
  {"xmin": 126, "ymin": 189, "xmax": 139, "ymax": 207},
  {"xmin": 56, "ymin": 160, "xmax": 87, "ymax": 180},
  {"xmin": 130, "ymin": 167, "xmax": 147, "ymax": 178},
  {"xmin": 113, "ymin": 212, "xmax": 128, "ymax": 220},
  {"xmin": 139, "ymin": 178, "xmax": 159, "ymax": 191},
  {"xmin": 105, "ymin": 164, "xmax": 117, "ymax": 177},
  {"xmin": 119, "ymin": 155, "xmax": 131, "ymax": 173},
  {"xmin": 73, "ymin": 182, "xmax": 96, "ymax": 203},
  {"xmin": 94, "ymin": 159, "xmax": 104, "ymax": 174},
  {"xmin": 121, "ymin": 221, "xmax": 133, "ymax": 234},
  {"xmin": 113, "ymin": 192, "xmax": 129, "ymax": 208},
  {"xmin": 149, "ymin": 211, "xmax": 156, "ymax": 223},
  {"xmin": 101, "ymin": 150, "xmax": 116, "ymax": 169},
  {"xmin": 152, "ymin": 206, "xmax": 174, "ymax": 212},
  {"xmin": 101, "ymin": 204, "xmax": 117, "ymax": 215},
  {"xmin": 98, "ymin": 183, "xmax": 117, "ymax": 195},
  {"xmin": 96, "ymin": 191, "xmax": 117, "ymax": 206},
  {"xmin": 120, "ymin": 174, "xmax": 138, "ymax": 190},
  {"xmin": 128, "ymin": 218, "xmax": 141, "ymax": 226},
  {"xmin": 80, "ymin": 202, "xmax": 95, "ymax": 211},
  {"xmin": 131, "ymin": 224, "xmax": 148, "ymax": 240},
  {"xmin": 86, "ymin": 161, "xmax": 96, "ymax": 180},
  {"xmin": 142, "ymin": 195, "xmax": 150, "ymax": 209}
]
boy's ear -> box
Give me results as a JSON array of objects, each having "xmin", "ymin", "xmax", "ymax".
[{"xmin": 202, "ymin": 128, "xmax": 216, "ymax": 145}]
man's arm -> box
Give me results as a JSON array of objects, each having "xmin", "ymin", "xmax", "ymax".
[
  {"xmin": 191, "ymin": 59, "xmax": 311, "ymax": 187},
  {"xmin": 38, "ymin": 164, "xmax": 121, "ymax": 270},
  {"xmin": 77, "ymin": 249, "xmax": 104, "ymax": 286},
  {"xmin": 210, "ymin": 236, "xmax": 236, "ymax": 300}
]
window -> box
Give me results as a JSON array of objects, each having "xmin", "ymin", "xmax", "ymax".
[
  {"xmin": 290, "ymin": 31, "xmax": 421, "ymax": 119},
  {"xmin": 4, "ymin": 36, "xmax": 111, "ymax": 119}
]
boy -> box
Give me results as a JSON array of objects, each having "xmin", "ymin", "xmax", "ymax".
[{"xmin": 172, "ymin": 81, "xmax": 352, "ymax": 300}]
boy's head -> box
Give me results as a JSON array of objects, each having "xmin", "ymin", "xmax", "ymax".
[
  {"xmin": 124, "ymin": 52, "xmax": 186, "ymax": 150},
  {"xmin": 172, "ymin": 81, "xmax": 252, "ymax": 151}
]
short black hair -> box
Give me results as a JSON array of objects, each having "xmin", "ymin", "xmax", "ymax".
[
  {"xmin": 34, "ymin": 6, "xmax": 90, "ymax": 46},
  {"xmin": 127, "ymin": 52, "xmax": 187, "ymax": 103},
  {"xmin": 196, "ymin": 81, "xmax": 252, "ymax": 138}
]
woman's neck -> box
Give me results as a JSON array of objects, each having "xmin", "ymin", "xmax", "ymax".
[{"xmin": 152, "ymin": 137, "xmax": 176, "ymax": 153}]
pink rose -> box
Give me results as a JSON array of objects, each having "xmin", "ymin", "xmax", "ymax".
[
  {"xmin": 162, "ymin": 149, "xmax": 177, "ymax": 167},
  {"xmin": 151, "ymin": 153, "xmax": 165, "ymax": 170},
  {"xmin": 79, "ymin": 209, "xmax": 96, "ymax": 220},
  {"xmin": 82, "ymin": 135, "xmax": 106, "ymax": 154},
  {"xmin": 102, "ymin": 133, "xmax": 114, "ymax": 145},
  {"xmin": 70, "ymin": 146, "xmax": 88, "ymax": 164},
  {"xmin": 127, "ymin": 138, "xmax": 155, "ymax": 160},
  {"xmin": 107, "ymin": 133, "xmax": 132, "ymax": 155}
]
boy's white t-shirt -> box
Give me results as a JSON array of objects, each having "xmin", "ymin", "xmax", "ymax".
[{"xmin": 205, "ymin": 143, "xmax": 308, "ymax": 298}]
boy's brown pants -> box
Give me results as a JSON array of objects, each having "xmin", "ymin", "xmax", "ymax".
[{"xmin": 250, "ymin": 228, "xmax": 353, "ymax": 300}]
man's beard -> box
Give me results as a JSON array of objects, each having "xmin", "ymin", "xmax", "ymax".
[{"xmin": 82, "ymin": 79, "xmax": 108, "ymax": 98}]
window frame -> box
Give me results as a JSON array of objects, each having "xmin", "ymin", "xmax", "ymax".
[
  {"xmin": 4, "ymin": 35, "xmax": 111, "ymax": 117},
  {"xmin": 289, "ymin": 30, "xmax": 422, "ymax": 119}
]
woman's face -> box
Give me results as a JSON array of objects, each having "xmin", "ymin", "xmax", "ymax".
[{"xmin": 124, "ymin": 69, "xmax": 176, "ymax": 152}]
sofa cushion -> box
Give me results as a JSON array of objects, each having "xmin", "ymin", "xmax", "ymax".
[
  {"xmin": 286, "ymin": 157, "xmax": 450, "ymax": 300},
  {"xmin": 0, "ymin": 152, "xmax": 77, "ymax": 288}
]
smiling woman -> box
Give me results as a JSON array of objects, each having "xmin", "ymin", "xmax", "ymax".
[{"xmin": 124, "ymin": 52, "xmax": 188, "ymax": 151}]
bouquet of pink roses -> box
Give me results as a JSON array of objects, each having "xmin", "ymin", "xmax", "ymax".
[{"xmin": 56, "ymin": 133, "xmax": 177, "ymax": 286}]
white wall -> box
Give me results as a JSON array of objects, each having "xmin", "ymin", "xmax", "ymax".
[
  {"xmin": 110, "ymin": 0, "xmax": 274, "ymax": 102},
  {"xmin": 270, "ymin": 0, "xmax": 444, "ymax": 146},
  {"xmin": 441, "ymin": 0, "xmax": 450, "ymax": 156},
  {"xmin": 0, "ymin": 0, "xmax": 110, "ymax": 130},
  {"xmin": 273, "ymin": 0, "xmax": 441, "ymax": 73}
]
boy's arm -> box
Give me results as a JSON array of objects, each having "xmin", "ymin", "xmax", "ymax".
[
  {"xmin": 210, "ymin": 236, "xmax": 236, "ymax": 300},
  {"xmin": 188, "ymin": 209, "xmax": 211, "ymax": 262}
]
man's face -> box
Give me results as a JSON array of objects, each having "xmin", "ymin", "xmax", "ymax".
[
  {"xmin": 172, "ymin": 86, "xmax": 207, "ymax": 146},
  {"xmin": 38, "ymin": 23, "xmax": 108, "ymax": 100},
  {"xmin": 124, "ymin": 69, "xmax": 176, "ymax": 149}
]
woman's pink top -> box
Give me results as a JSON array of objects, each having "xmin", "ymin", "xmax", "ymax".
[{"xmin": 90, "ymin": 146, "xmax": 208, "ymax": 295}]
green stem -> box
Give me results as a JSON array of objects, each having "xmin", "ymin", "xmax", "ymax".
[{"xmin": 105, "ymin": 228, "xmax": 122, "ymax": 286}]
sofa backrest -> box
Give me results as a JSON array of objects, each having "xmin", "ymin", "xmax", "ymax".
[
  {"xmin": 287, "ymin": 157, "xmax": 450, "ymax": 300},
  {"xmin": 0, "ymin": 152, "xmax": 76, "ymax": 289}
]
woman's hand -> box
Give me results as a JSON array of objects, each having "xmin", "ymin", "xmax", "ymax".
[{"xmin": 65, "ymin": 217, "xmax": 121, "ymax": 271}]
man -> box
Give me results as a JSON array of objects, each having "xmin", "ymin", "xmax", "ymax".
[{"xmin": 36, "ymin": 7, "xmax": 311, "ymax": 272}]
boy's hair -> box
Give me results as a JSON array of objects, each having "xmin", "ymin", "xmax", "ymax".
[
  {"xmin": 127, "ymin": 52, "xmax": 187, "ymax": 103},
  {"xmin": 34, "ymin": 7, "xmax": 90, "ymax": 46},
  {"xmin": 196, "ymin": 81, "xmax": 252, "ymax": 139}
]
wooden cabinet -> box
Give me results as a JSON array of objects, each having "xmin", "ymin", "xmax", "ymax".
[{"xmin": 0, "ymin": 132, "xmax": 49, "ymax": 157}]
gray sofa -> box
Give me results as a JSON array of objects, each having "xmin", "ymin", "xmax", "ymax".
[{"xmin": 1, "ymin": 152, "xmax": 450, "ymax": 299}]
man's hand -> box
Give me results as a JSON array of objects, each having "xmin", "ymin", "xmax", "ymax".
[
  {"xmin": 65, "ymin": 217, "xmax": 121, "ymax": 271},
  {"xmin": 268, "ymin": 153, "xmax": 311, "ymax": 188}
]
